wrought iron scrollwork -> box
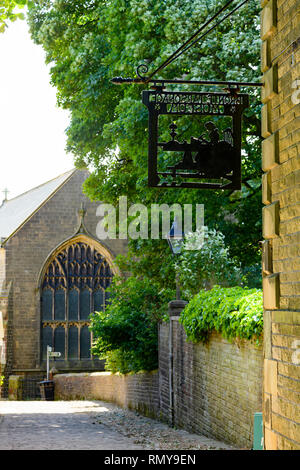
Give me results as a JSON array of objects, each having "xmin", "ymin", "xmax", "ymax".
[{"xmin": 136, "ymin": 63, "xmax": 149, "ymax": 81}]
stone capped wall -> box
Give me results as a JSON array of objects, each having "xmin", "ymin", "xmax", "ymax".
[
  {"xmin": 159, "ymin": 320, "xmax": 263, "ymax": 449},
  {"xmin": 54, "ymin": 371, "xmax": 159, "ymax": 418}
]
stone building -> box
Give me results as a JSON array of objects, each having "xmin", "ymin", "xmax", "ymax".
[
  {"xmin": 0, "ymin": 169, "xmax": 127, "ymax": 396},
  {"xmin": 261, "ymin": 0, "xmax": 300, "ymax": 450}
]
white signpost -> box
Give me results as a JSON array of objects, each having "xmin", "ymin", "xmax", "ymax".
[{"xmin": 46, "ymin": 345, "xmax": 61, "ymax": 380}]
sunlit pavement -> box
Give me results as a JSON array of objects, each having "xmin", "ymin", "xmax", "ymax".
[{"xmin": 0, "ymin": 400, "xmax": 144, "ymax": 450}]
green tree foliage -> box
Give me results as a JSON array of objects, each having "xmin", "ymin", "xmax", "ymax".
[
  {"xmin": 178, "ymin": 227, "xmax": 243, "ymax": 298},
  {"xmin": 116, "ymin": 226, "xmax": 248, "ymax": 301},
  {"xmin": 0, "ymin": 0, "xmax": 32, "ymax": 32},
  {"xmin": 179, "ymin": 285, "xmax": 263, "ymax": 344},
  {"xmin": 89, "ymin": 277, "xmax": 173, "ymax": 373},
  {"xmin": 27, "ymin": 0, "xmax": 262, "ymax": 272},
  {"xmin": 93, "ymin": 226, "xmax": 258, "ymax": 372}
]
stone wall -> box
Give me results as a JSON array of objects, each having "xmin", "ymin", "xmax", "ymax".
[
  {"xmin": 0, "ymin": 283, "xmax": 13, "ymax": 397},
  {"xmin": 159, "ymin": 314, "xmax": 263, "ymax": 449},
  {"xmin": 261, "ymin": 0, "xmax": 300, "ymax": 449},
  {"xmin": 53, "ymin": 371, "xmax": 159, "ymax": 418}
]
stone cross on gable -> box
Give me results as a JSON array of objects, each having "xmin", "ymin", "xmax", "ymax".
[{"xmin": 2, "ymin": 188, "xmax": 9, "ymax": 201}]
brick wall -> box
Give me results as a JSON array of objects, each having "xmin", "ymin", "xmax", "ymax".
[
  {"xmin": 159, "ymin": 317, "xmax": 263, "ymax": 449},
  {"xmin": 261, "ymin": 0, "xmax": 300, "ymax": 449},
  {"xmin": 53, "ymin": 371, "xmax": 159, "ymax": 418}
]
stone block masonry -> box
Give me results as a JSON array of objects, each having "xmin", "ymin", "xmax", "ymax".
[{"xmin": 261, "ymin": 0, "xmax": 300, "ymax": 450}]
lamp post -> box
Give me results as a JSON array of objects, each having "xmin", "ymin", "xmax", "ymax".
[
  {"xmin": 166, "ymin": 218, "xmax": 184, "ymax": 300},
  {"xmin": 166, "ymin": 218, "xmax": 186, "ymax": 427}
]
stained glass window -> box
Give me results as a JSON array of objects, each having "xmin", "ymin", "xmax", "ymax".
[
  {"xmin": 54, "ymin": 290, "xmax": 65, "ymax": 320},
  {"xmin": 68, "ymin": 326, "xmax": 78, "ymax": 359},
  {"xmin": 54, "ymin": 326, "xmax": 65, "ymax": 359},
  {"xmin": 68, "ymin": 289, "xmax": 79, "ymax": 321},
  {"xmin": 42, "ymin": 289, "xmax": 53, "ymax": 321},
  {"xmin": 41, "ymin": 241, "xmax": 113, "ymax": 363},
  {"xmin": 80, "ymin": 289, "xmax": 91, "ymax": 320},
  {"xmin": 42, "ymin": 326, "xmax": 52, "ymax": 360},
  {"xmin": 80, "ymin": 326, "xmax": 91, "ymax": 359},
  {"xmin": 94, "ymin": 289, "xmax": 104, "ymax": 312}
]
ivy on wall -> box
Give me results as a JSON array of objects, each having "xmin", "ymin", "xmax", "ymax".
[{"xmin": 179, "ymin": 285, "xmax": 263, "ymax": 344}]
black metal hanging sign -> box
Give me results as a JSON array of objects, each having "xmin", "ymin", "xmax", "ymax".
[{"xmin": 142, "ymin": 89, "xmax": 249, "ymax": 190}]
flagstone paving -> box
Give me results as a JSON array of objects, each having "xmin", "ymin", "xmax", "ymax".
[{"xmin": 0, "ymin": 400, "xmax": 235, "ymax": 450}]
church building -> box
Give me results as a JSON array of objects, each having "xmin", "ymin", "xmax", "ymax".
[{"xmin": 0, "ymin": 169, "xmax": 127, "ymax": 397}]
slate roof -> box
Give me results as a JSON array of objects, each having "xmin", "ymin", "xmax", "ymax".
[{"xmin": 0, "ymin": 169, "xmax": 76, "ymax": 242}]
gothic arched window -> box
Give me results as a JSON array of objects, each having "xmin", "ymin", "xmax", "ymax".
[{"xmin": 41, "ymin": 241, "xmax": 114, "ymax": 363}]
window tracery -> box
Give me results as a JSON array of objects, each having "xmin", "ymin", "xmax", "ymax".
[{"xmin": 41, "ymin": 241, "xmax": 113, "ymax": 362}]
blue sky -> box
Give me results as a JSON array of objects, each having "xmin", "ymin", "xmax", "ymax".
[{"xmin": 0, "ymin": 17, "xmax": 74, "ymax": 200}]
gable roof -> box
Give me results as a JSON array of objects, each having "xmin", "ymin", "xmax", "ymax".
[{"xmin": 0, "ymin": 169, "xmax": 77, "ymax": 243}]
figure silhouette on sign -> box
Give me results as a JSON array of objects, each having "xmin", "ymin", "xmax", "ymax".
[{"xmin": 158, "ymin": 121, "xmax": 234, "ymax": 178}]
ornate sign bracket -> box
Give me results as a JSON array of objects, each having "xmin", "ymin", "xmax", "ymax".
[{"xmin": 142, "ymin": 89, "xmax": 249, "ymax": 190}]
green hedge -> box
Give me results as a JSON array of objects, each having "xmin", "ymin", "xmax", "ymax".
[
  {"xmin": 179, "ymin": 285, "xmax": 263, "ymax": 344},
  {"xmin": 89, "ymin": 276, "xmax": 173, "ymax": 374}
]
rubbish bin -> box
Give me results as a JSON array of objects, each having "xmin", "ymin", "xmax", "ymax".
[{"xmin": 39, "ymin": 380, "xmax": 54, "ymax": 401}]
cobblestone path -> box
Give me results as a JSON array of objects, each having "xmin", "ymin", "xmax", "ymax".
[{"xmin": 0, "ymin": 400, "xmax": 235, "ymax": 450}]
